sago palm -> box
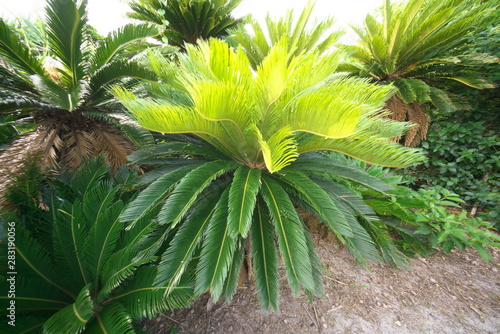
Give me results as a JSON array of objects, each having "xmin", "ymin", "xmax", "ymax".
[
  {"xmin": 128, "ymin": 0, "xmax": 243, "ymax": 49},
  {"xmin": 0, "ymin": 158, "xmax": 193, "ymax": 333},
  {"xmin": 342, "ymin": 0, "xmax": 499, "ymax": 146},
  {"xmin": 115, "ymin": 38, "xmax": 425, "ymax": 310},
  {"xmin": 0, "ymin": 0, "xmax": 158, "ymax": 201}
]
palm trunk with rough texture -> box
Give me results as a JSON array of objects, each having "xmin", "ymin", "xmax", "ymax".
[
  {"xmin": 0, "ymin": 111, "xmax": 137, "ymax": 209},
  {"xmin": 385, "ymin": 95, "xmax": 430, "ymax": 147}
]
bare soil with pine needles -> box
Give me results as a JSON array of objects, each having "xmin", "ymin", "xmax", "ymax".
[{"xmin": 141, "ymin": 227, "xmax": 500, "ymax": 334}]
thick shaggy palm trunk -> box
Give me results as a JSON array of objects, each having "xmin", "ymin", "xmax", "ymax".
[
  {"xmin": 32, "ymin": 110, "xmax": 136, "ymax": 170},
  {"xmin": 385, "ymin": 95, "xmax": 430, "ymax": 147},
  {"xmin": 0, "ymin": 110, "xmax": 136, "ymax": 208}
]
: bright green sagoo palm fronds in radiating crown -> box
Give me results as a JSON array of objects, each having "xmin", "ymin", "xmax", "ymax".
[
  {"xmin": 115, "ymin": 38, "xmax": 425, "ymax": 310},
  {"xmin": 117, "ymin": 38, "xmax": 423, "ymax": 171}
]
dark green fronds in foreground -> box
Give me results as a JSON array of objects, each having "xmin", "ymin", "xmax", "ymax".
[{"xmin": 0, "ymin": 158, "xmax": 193, "ymax": 333}]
